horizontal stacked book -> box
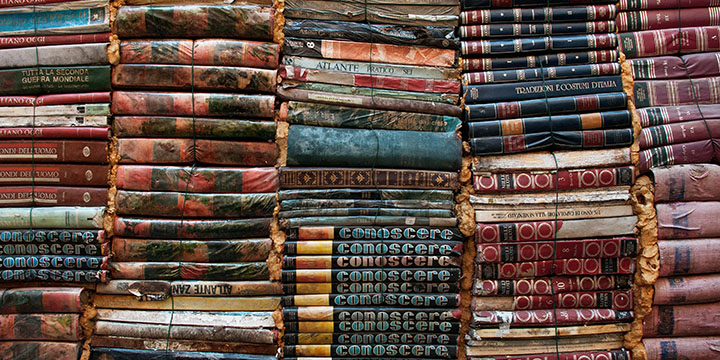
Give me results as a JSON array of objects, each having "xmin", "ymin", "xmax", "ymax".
[
  {"xmin": 0, "ymin": 287, "xmax": 92, "ymax": 360},
  {"xmin": 278, "ymin": 0, "xmax": 464, "ymax": 358},
  {"xmin": 460, "ymin": 1, "xmax": 638, "ymax": 359},
  {"xmin": 91, "ymin": 2, "xmax": 281, "ymax": 359},
  {"xmin": 619, "ymin": 1, "xmax": 720, "ymax": 171},
  {"xmin": 640, "ymin": 164, "xmax": 720, "ymax": 360},
  {"xmin": 0, "ymin": 0, "xmax": 112, "ymax": 286}
]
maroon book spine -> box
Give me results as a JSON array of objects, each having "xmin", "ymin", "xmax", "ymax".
[
  {"xmin": 474, "ymin": 275, "xmax": 632, "ymax": 296},
  {"xmin": 654, "ymin": 274, "xmax": 720, "ymax": 305},
  {"xmin": 476, "ymin": 237, "xmax": 638, "ymax": 262},
  {"xmin": 621, "ymin": 26, "xmax": 720, "ymax": 58},
  {"xmin": 116, "ymin": 165, "xmax": 278, "ymax": 193},
  {"xmin": 0, "ymin": 127, "xmax": 110, "ymax": 140},
  {"xmin": 0, "ymin": 186, "xmax": 108, "ymax": 207},
  {"xmin": 471, "ymin": 290, "xmax": 633, "ymax": 311},
  {"xmin": 658, "ymin": 239, "xmax": 720, "ymax": 276},
  {"xmin": 643, "ymin": 302, "xmax": 720, "ymax": 337},
  {"xmin": 644, "ymin": 337, "xmax": 720, "ymax": 360},
  {"xmin": 657, "ymin": 202, "xmax": 720, "ymax": 239},
  {"xmin": 479, "ymin": 350, "xmax": 632, "ymax": 360},
  {"xmin": 0, "ymin": 164, "xmax": 109, "ymax": 186},
  {"xmin": 640, "ymin": 120, "xmax": 720, "ymax": 149},
  {"xmin": 0, "ymin": 33, "xmax": 112, "ymax": 49},
  {"xmin": 652, "ymin": 163, "xmax": 720, "ymax": 202},
  {"xmin": 473, "ymin": 166, "xmax": 635, "ymax": 192},
  {"xmin": 638, "ymin": 105, "xmax": 720, "ymax": 128},
  {"xmin": 629, "ymin": 52, "xmax": 720, "ymax": 80},
  {"xmin": 0, "ymin": 93, "xmax": 111, "ymax": 106},
  {"xmin": 0, "ymin": 140, "xmax": 108, "ymax": 164},
  {"xmin": 477, "ymin": 257, "xmax": 635, "ymax": 279},
  {"xmin": 638, "ymin": 139, "xmax": 719, "ymax": 173},
  {"xmin": 473, "ymin": 308, "xmax": 632, "ymax": 327}
]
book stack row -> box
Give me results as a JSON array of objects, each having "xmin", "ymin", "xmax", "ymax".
[
  {"xmin": 0, "ymin": 287, "xmax": 92, "ymax": 360},
  {"xmin": 640, "ymin": 164, "xmax": 720, "ymax": 360},
  {"xmin": 0, "ymin": 0, "xmax": 112, "ymax": 286},
  {"xmin": 89, "ymin": 2, "xmax": 281, "ymax": 359},
  {"xmin": 460, "ymin": 1, "xmax": 633, "ymax": 156},
  {"xmin": 277, "ymin": 0, "xmax": 464, "ymax": 358},
  {"xmin": 618, "ymin": 1, "xmax": 720, "ymax": 171},
  {"xmin": 460, "ymin": 1, "xmax": 638, "ymax": 359}
]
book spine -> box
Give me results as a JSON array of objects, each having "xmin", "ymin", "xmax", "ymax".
[
  {"xmin": 638, "ymin": 139, "xmax": 718, "ymax": 173},
  {"xmin": 0, "ymin": 254, "xmax": 107, "ymax": 270},
  {"xmin": 281, "ymin": 216, "xmax": 456, "ymax": 228},
  {"xmin": 109, "ymin": 262, "xmax": 269, "ymax": 281},
  {"xmin": 290, "ymin": 226, "xmax": 463, "ymax": 241},
  {"xmin": 0, "ymin": 127, "xmax": 109, "ymax": 139},
  {"xmin": 0, "ymin": 206, "xmax": 104, "ymax": 229},
  {"xmin": 116, "ymin": 191, "xmax": 275, "ymax": 218},
  {"xmin": 1, "ymin": 103, "xmax": 110, "ymax": 116},
  {"xmin": 113, "ymin": 117, "xmax": 275, "ymax": 140},
  {"xmin": 476, "ymin": 238, "xmax": 638, "ymax": 262},
  {"xmin": 117, "ymin": 138, "xmax": 277, "ymax": 166},
  {"xmin": 471, "ymin": 290, "xmax": 633, "ymax": 311},
  {"xmin": 93, "ymin": 294, "xmax": 280, "ymax": 311},
  {"xmin": 284, "ymin": 332, "xmax": 458, "ymax": 345},
  {"xmin": 654, "ymin": 274, "xmax": 720, "ymax": 305},
  {"xmin": 89, "ymin": 337, "xmax": 277, "ymax": 355},
  {"xmin": 0, "ymin": 186, "xmax": 108, "ymax": 206},
  {"xmin": 95, "ymin": 280, "xmax": 282, "ymax": 296},
  {"xmin": 282, "ymin": 307, "xmax": 460, "ymax": 322},
  {"xmin": 620, "ymin": 26, "xmax": 720, "ymax": 58},
  {"xmin": 460, "ymin": 5, "xmax": 617, "ymax": 24},
  {"xmin": 0, "ymin": 229, "xmax": 104, "ymax": 243},
  {"xmin": 284, "ymin": 240, "xmax": 462, "ymax": 256},
  {"xmin": 283, "ymin": 344, "xmax": 457, "ymax": 358},
  {"xmin": 638, "ymin": 105, "xmax": 720, "ymax": 127},
  {"xmin": 465, "ymin": 75, "xmax": 623, "ymax": 104},
  {"xmin": 120, "ymin": 39, "xmax": 280, "ymax": 69},
  {"xmin": 634, "ymin": 77, "xmax": 720, "ymax": 108},
  {"xmin": 281, "ymin": 198, "xmax": 453, "ymax": 210},
  {"xmin": 0, "ymin": 164, "xmax": 109, "ymax": 186},
  {"xmin": 111, "ymin": 91, "xmax": 275, "ymax": 118},
  {"xmin": 652, "ymin": 163, "xmax": 720, "ymax": 202},
  {"xmin": 657, "ymin": 202, "xmax": 720, "ymax": 239},
  {"xmin": 281, "ymin": 293, "xmax": 461, "ymax": 308},
  {"xmin": 283, "ymin": 282, "xmax": 460, "ymax": 294},
  {"xmin": 644, "ymin": 337, "xmax": 720, "ymax": 360},
  {"xmin": 279, "ymin": 167, "xmax": 459, "ymax": 190},
  {"xmin": 286, "ymin": 126, "xmax": 461, "ymax": 171},
  {"xmin": 0, "ymin": 313, "xmax": 81, "ymax": 341},
  {"xmin": 475, "ymin": 217, "xmax": 637, "ymax": 242},
  {"xmin": 112, "ymin": 65, "xmax": 277, "ymax": 94},
  {"xmin": 464, "ymin": 0, "xmax": 616, "ymax": 9},
  {"xmin": 281, "ymin": 268, "xmax": 462, "ymax": 283},
  {"xmin": 468, "ymin": 111, "xmax": 631, "ymax": 137},
  {"xmin": 116, "ymin": 165, "xmax": 278, "ymax": 193},
  {"xmin": 0, "ymin": 66, "xmax": 111, "ymax": 95},
  {"xmin": 0, "ymin": 43, "xmax": 108, "ymax": 68},
  {"xmin": 283, "ymin": 1, "xmax": 459, "ymax": 27},
  {"xmin": 466, "ymin": 92, "xmax": 628, "ymax": 122},
  {"xmin": 0, "ymin": 6, "xmax": 111, "ymax": 36},
  {"xmin": 461, "ymin": 33, "xmax": 617, "ymax": 56},
  {"xmin": 280, "ymin": 102, "xmax": 461, "ymax": 133},
  {"xmin": 94, "ymin": 321, "xmax": 276, "ymax": 344},
  {"xmin": 463, "ymin": 50, "xmax": 618, "ymax": 72},
  {"xmin": 0, "ymin": 92, "xmax": 112, "ymax": 106},
  {"xmin": 472, "ymin": 308, "xmax": 632, "ymax": 327},
  {"xmin": 114, "ymin": 217, "xmax": 272, "ymax": 239},
  {"xmin": 0, "ymin": 116, "xmax": 109, "ymax": 128},
  {"xmin": 279, "ymin": 208, "xmax": 454, "ymax": 219},
  {"xmin": 0, "ymin": 0, "xmax": 81, "ymax": 7},
  {"xmin": 620, "ymin": 0, "xmax": 720, "ymax": 9},
  {"xmin": 0, "ymin": 32, "xmax": 111, "ymax": 49},
  {"xmin": 477, "ymin": 258, "xmax": 635, "ymax": 279},
  {"xmin": 88, "ymin": 347, "xmax": 276, "ymax": 359},
  {"xmin": 460, "ymin": 21, "xmax": 615, "ymax": 39},
  {"xmin": 283, "ymin": 320, "xmax": 460, "ymax": 335},
  {"xmin": 473, "ymin": 275, "xmax": 633, "ymax": 296},
  {"xmin": 284, "ymin": 83, "xmax": 458, "ymax": 104},
  {"xmin": 115, "ymin": 5, "xmax": 274, "ymax": 40},
  {"xmin": 644, "ymin": 302, "xmax": 720, "ymax": 337},
  {"xmin": 279, "ymin": 66, "xmax": 461, "ymax": 94},
  {"xmin": 0, "ymin": 140, "xmax": 108, "ymax": 164},
  {"xmin": 0, "ymin": 287, "xmax": 85, "ymax": 313},
  {"xmin": 630, "ymin": 53, "xmax": 720, "ymax": 80},
  {"xmin": 2, "ymin": 268, "xmax": 107, "ymax": 282},
  {"xmin": 640, "ymin": 120, "xmax": 720, "ymax": 149},
  {"xmin": 470, "ymin": 129, "xmax": 634, "ymax": 155},
  {"xmin": 473, "ymin": 166, "xmax": 635, "ymax": 192},
  {"xmin": 282, "ymin": 38, "xmax": 456, "ymax": 68},
  {"xmin": 277, "ymin": 87, "xmax": 462, "ymax": 117},
  {"xmin": 283, "ymin": 255, "xmax": 461, "ymax": 269},
  {"xmin": 467, "ymin": 350, "xmax": 632, "ymax": 360},
  {"xmin": 465, "ymin": 63, "xmax": 621, "ymax": 85},
  {"xmin": 283, "ymin": 19, "xmax": 458, "ymax": 49},
  {"xmin": 0, "ymin": 341, "xmax": 81, "ymax": 360},
  {"xmin": 0, "ymin": 240, "xmax": 104, "ymax": 256},
  {"xmin": 279, "ymin": 189, "xmax": 454, "ymax": 201},
  {"xmin": 282, "ymin": 56, "xmax": 460, "ymax": 80},
  {"xmin": 658, "ymin": 239, "xmax": 720, "ymax": 276},
  {"xmin": 111, "ymin": 238, "xmax": 272, "ymax": 262},
  {"xmin": 618, "ymin": 8, "xmax": 720, "ymax": 32}
]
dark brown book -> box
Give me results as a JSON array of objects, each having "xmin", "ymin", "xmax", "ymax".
[{"xmin": 0, "ymin": 140, "xmax": 108, "ymax": 164}]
